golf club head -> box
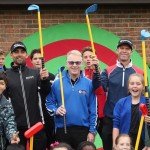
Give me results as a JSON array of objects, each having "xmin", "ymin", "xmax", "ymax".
[
  {"xmin": 141, "ymin": 29, "xmax": 150, "ymax": 40},
  {"xmin": 28, "ymin": 4, "xmax": 40, "ymax": 11},
  {"xmin": 85, "ymin": 4, "xmax": 98, "ymax": 14},
  {"xmin": 139, "ymin": 104, "xmax": 148, "ymax": 116},
  {"xmin": 59, "ymin": 66, "xmax": 65, "ymax": 72}
]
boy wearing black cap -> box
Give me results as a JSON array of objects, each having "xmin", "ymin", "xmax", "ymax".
[
  {"xmin": 94, "ymin": 39, "xmax": 143, "ymax": 150},
  {"xmin": 5, "ymin": 41, "xmax": 50, "ymax": 150}
]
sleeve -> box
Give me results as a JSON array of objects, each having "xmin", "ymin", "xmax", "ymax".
[
  {"xmin": 39, "ymin": 72, "xmax": 55, "ymax": 98},
  {"xmin": 92, "ymin": 72, "xmax": 101, "ymax": 92},
  {"xmin": 2, "ymin": 99, "xmax": 17, "ymax": 142},
  {"xmin": 89, "ymin": 85, "xmax": 97, "ymax": 134},
  {"xmin": 92, "ymin": 69, "xmax": 109, "ymax": 93},
  {"xmin": 113, "ymin": 100, "xmax": 122, "ymax": 129},
  {"xmin": 45, "ymin": 83, "xmax": 58, "ymax": 116},
  {"xmin": 92, "ymin": 65, "xmax": 101, "ymax": 91},
  {"xmin": 100, "ymin": 69, "xmax": 109, "ymax": 92}
]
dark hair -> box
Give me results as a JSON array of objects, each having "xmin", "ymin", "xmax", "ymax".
[
  {"xmin": 51, "ymin": 142, "xmax": 73, "ymax": 150},
  {"xmin": 10, "ymin": 41, "xmax": 27, "ymax": 53},
  {"xmin": 77, "ymin": 141, "xmax": 96, "ymax": 150},
  {"xmin": 30, "ymin": 49, "xmax": 41, "ymax": 60},
  {"xmin": 6, "ymin": 144, "xmax": 25, "ymax": 150},
  {"xmin": 0, "ymin": 72, "xmax": 8, "ymax": 85},
  {"xmin": 81, "ymin": 47, "xmax": 93, "ymax": 56}
]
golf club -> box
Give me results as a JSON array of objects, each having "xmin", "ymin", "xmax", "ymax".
[
  {"xmin": 59, "ymin": 66, "xmax": 67, "ymax": 134},
  {"xmin": 28, "ymin": 4, "xmax": 45, "ymax": 68}
]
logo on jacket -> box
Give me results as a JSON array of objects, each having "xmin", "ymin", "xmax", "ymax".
[
  {"xmin": 26, "ymin": 76, "xmax": 34, "ymax": 80},
  {"xmin": 78, "ymin": 90, "xmax": 87, "ymax": 95}
]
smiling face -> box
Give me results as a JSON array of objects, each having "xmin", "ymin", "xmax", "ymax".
[
  {"xmin": 117, "ymin": 44, "xmax": 132, "ymax": 64},
  {"xmin": 66, "ymin": 50, "xmax": 82, "ymax": 80},
  {"xmin": 10, "ymin": 48, "xmax": 28, "ymax": 66},
  {"xmin": 128, "ymin": 74, "xmax": 144, "ymax": 99}
]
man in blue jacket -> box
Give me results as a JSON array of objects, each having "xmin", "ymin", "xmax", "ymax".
[{"xmin": 46, "ymin": 50, "xmax": 97, "ymax": 149}]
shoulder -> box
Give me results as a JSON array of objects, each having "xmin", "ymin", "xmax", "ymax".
[
  {"xmin": 0, "ymin": 95, "xmax": 10, "ymax": 107},
  {"xmin": 80, "ymin": 72, "xmax": 92, "ymax": 82},
  {"xmin": 132, "ymin": 65, "xmax": 143, "ymax": 75},
  {"xmin": 106, "ymin": 64, "xmax": 117, "ymax": 74},
  {"xmin": 116, "ymin": 96, "xmax": 131, "ymax": 106},
  {"xmin": 101, "ymin": 64, "xmax": 117, "ymax": 78},
  {"xmin": 6, "ymin": 68, "xmax": 12, "ymax": 73},
  {"xmin": 26, "ymin": 67, "xmax": 39, "ymax": 73}
]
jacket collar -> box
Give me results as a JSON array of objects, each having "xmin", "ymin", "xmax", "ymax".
[
  {"xmin": 11, "ymin": 62, "xmax": 26, "ymax": 71},
  {"xmin": 116, "ymin": 60, "xmax": 132, "ymax": 68}
]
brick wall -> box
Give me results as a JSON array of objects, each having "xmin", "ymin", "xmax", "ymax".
[{"xmin": 0, "ymin": 4, "xmax": 150, "ymax": 64}]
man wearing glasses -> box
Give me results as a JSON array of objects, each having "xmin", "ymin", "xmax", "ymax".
[{"xmin": 46, "ymin": 50, "xmax": 97, "ymax": 149}]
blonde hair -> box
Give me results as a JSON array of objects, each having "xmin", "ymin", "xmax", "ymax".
[
  {"xmin": 128, "ymin": 73, "xmax": 144, "ymax": 86},
  {"xmin": 67, "ymin": 50, "xmax": 82, "ymax": 61}
]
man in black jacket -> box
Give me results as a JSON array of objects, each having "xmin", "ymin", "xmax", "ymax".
[
  {"xmin": 5, "ymin": 41, "xmax": 50, "ymax": 150},
  {"xmin": 30, "ymin": 49, "xmax": 55, "ymax": 149}
]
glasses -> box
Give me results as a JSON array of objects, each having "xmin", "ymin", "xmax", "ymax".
[{"xmin": 67, "ymin": 61, "xmax": 82, "ymax": 65}]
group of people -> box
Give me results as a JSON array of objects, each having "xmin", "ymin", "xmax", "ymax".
[{"xmin": 0, "ymin": 39, "xmax": 150, "ymax": 150}]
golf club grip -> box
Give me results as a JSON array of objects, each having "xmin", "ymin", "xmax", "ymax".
[
  {"xmin": 63, "ymin": 115, "xmax": 67, "ymax": 134},
  {"xmin": 42, "ymin": 57, "xmax": 45, "ymax": 69},
  {"xmin": 94, "ymin": 64, "xmax": 100, "ymax": 82},
  {"xmin": 145, "ymin": 97, "xmax": 150, "ymax": 126}
]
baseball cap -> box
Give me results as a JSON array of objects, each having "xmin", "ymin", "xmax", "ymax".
[
  {"xmin": 10, "ymin": 41, "xmax": 27, "ymax": 53},
  {"xmin": 117, "ymin": 39, "xmax": 133, "ymax": 50}
]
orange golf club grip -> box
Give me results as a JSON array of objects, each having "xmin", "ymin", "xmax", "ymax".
[
  {"xmin": 139, "ymin": 104, "xmax": 148, "ymax": 116},
  {"xmin": 24, "ymin": 122, "xmax": 44, "ymax": 139}
]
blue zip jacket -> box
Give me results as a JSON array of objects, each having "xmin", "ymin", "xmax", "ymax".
[
  {"xmin": 101, "ymin": 60, "xmax": 143, "ymax": 118},
  {"xmin": 46, "ymin": 70, "xmax": 97, "ymax": 134},
  {"xmin": 113, "ymin": 95, "xmax": 145, "ymax": 134}
]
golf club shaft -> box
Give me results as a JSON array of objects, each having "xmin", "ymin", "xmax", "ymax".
[
  {"xmin": 30, "ymin": 136, "xmax": 34, "ymax": 150},
  {"xmin": 141, "ymin": 39, "xmax": 150, "ymax": 147},
  {"xmin": 86, "ymin": 14, "xmax": 95, "ymax": 55},
  {"xmin": 142, "ymin": 41, "xmax": 149, "ymax": 97},
  {"xmin": 37, "ymin": 11, "xmax": 44, "ymax": 58},
  {"xmin": 135, "ymin": 116, "xmax": 144, "ymax": 150},
  {"xmin": 59, "ymin": 71, "xmax": 67, "ymax": 133}
]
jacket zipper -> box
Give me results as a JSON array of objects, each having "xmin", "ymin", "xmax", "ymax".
[
  {"xmin": 19, "ymin": 66, "xmax": 30, "ymax": 128},
  {"xmin": 122, "ymin": 68, "xmax": 125, "ymax": 87}
]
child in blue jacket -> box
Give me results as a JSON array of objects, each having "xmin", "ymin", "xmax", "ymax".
[{"xmin": 113, "ymin": 73, "xmax": 150, "ymax": 150}]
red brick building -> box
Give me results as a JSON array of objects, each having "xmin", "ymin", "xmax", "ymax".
[{"xmin": 1, "ymin": 1, "xmax": 150, "ymax": 63}]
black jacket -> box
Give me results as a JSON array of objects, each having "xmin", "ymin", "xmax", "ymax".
[{"xmin": 5, "ymin": 63, "xmax": 50, "ymax": 129}]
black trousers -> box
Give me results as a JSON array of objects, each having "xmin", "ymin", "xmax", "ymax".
[
  {"xmin": 18, "ymin": 128, "xmax": 47, "ymax": 150},
  {"xmin": 56, "ymin": 126, "xmax": 89, "ymax": 149},
  {"xmin": 43, "ymin": 110, "xmax": 55, "ymax": 149},
  {"xmin": 101, "ymin": 117, "xmax": 113, "ymax": 150},
  {"xmin": 97, "ymin": 117, "xmax": 104, "ymax": 139}
]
